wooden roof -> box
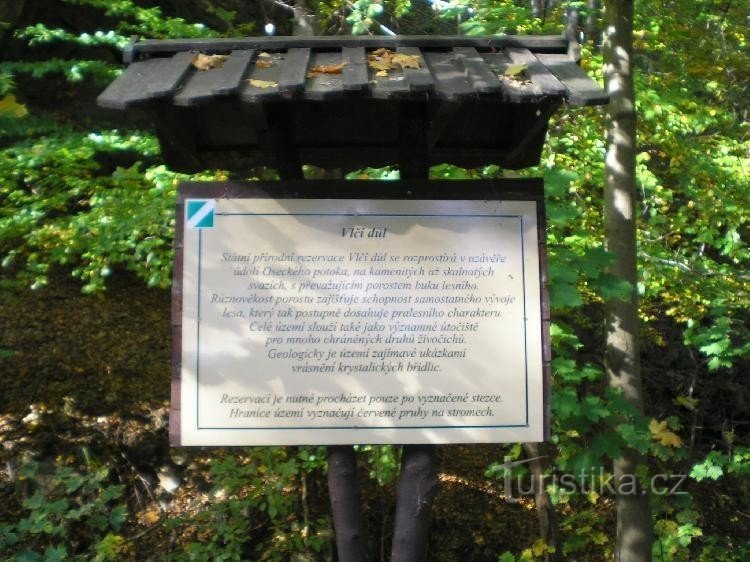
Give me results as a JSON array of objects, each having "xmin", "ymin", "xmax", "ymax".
[
  {"xmin": 97, "ymin": 35, "xmax": 607, "ymax": 176},
  {"xmin": 99, "ymin": 35, "xmax": 607, "ymax": 109}
]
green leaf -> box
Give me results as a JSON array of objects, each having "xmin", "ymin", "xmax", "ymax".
[
  {"xmin": 109, "ymin": 506, "xmax": 128, "ymax": 530},
  {"xmin": 43, "ymin": 545, "xmax": 67, "ymax": 562},
  {"xmin": 690, "ymin": 453, "xmax": 725, "ymax": 481},
  {"xmin": 504, "ymin": 63, "xmax": 527, "ymax": 76},
  {"xmin": 14, "ymin": 550, "xmax": 44, "ymax": 562},
  {"xmin": 549, "ymin": 282, "xmax": 583, "ymax": 308}
]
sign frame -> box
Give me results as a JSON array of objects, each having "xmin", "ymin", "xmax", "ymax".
[{"xmin": 170, "ymin": 180, "xmax": 551, "ymax": 446}]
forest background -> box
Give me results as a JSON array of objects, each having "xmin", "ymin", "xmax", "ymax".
[{"xmin": 0, "ymin": 0, "xmax": 748, "ymax": 560}]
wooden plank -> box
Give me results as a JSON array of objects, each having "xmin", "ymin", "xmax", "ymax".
[
  {"xmin": 212, "ymin": 49, "xmax": 255, "ymax": 95},
  {"xmin": 535, "ymin": 53, "xmax": 609, "ymax": 106},
  {"xmin": 239, "ymin": 51, "xmax": 283, "ymax": 101},
  {"xmin": 173, "ymin": 68, "xmax": 214, "ymax": 106},
  {"xmin": 369, "ymin": 51, "xmax": 411, "ymax": 100},
  {"xmin": 482, "ymin": 52, "xmax": 545, "ymax": 103},
  {"xmin": 147, "ymin": 51, "xmax": 195, "ymax": 98},
  {"xmin": 278, "ymin": 47, "xmax": 311, "ymax": 97},
  {"xmin": 306, "ymin": 51, "xmax": 345, "ymax": 100},
  {"xmin": 170, "ymin": 193, "xmax": 185, "ymax": 447},
  {"xmin": 505, "ymin": 47, "xmax": 566, "ymax": 97},
  {"xmin": 422, "ymin": 51, "xmax": 476, "ymax": 101},
  {"xmin": 453, "ymin": 46, "xmax": 502, "ymax": 94},
  {"xmin": 397, "ymin": 47, "xmax": 434, "ymax": 93},
  {"xmin": 97, "ymin": 58, "xmax": 164, "ymax": 109},
  {"xmin": 126, "ymin": 35, "xmax": 569, "ymax": 62},
  {"xmin": 341, "ymin": 46, "xmax": 369, "ymax": 92}
]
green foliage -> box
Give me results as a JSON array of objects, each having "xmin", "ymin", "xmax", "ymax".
[
  {"xmin": 0, "ymin": 459, "xmax": 128, "ymax": 561},
  {"xmin": 357, "ymin": 444, "xmax": 401, "ymax": 485},
  {"xmin": 690, "ymin": 447, "xmax": 750, "ymax": 481},
  {"xmin": 455, "ymin": 2, "xmax": 748, "ymax": 559},
  {"xmin": 0, "ymin": 127, "xmax": 194, "ymax": 291},
  {"xmin": 164, "ymin": 447, "xmax": 331, "ymax": 561},
  {"xmin": 312, "ymin": 0, "xmax": 413, "ymax": 35},
  {"xmin": 458, "ymin": 1, "xmax": 542, "ymax": 35},
  {"xmin": 57, "ymin": 0, "xmax": 219, "ymax": 39},
  {"xmin": 17, "ymin": 25, "xmax": 130, "ymax": 49}
]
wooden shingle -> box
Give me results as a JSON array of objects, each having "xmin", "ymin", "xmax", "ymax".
[{"xmin": 98, "ymin": 35, "xmax": 607, "ymax": 175}]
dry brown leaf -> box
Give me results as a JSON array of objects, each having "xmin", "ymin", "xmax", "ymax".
[
  {"xmin": 192, "ymin": 53, "xmax": 227, "ymax": 71},
  {"xmin": 247, "ymin": 78, "xmax": 278, "ymax": 89},
  {"xmin": 368, "ymin": 57, "xmax": 393, "ymax": 72},
  {"xmin": 255, "ymin": 59, "xmax": 273, "ymax": 69},
  {"xmin": 0, "ymin": 94, "xmax": 28, "ymax": 118},
  {"xmin": 142, "ymin": 508, "xmax": 161, "ymax": 525},
  {"xmin": 258, "ymin": 51, "xmax": 272, "ymax": 58},
  {"xmin": 650, "ymin": 419, "xmax": 683, "ymax": 448},
  {"xmin": 375, "ymin": 69, "xmax": 389, "ymax": 77},
  {"xmin": 368, "ymin": 48, "xmax": 393, "ymax": 73},
  {"xmin": 307, "ymin": 62, "xmax": 346, "ymax": 75},
  {"xmin": 390, "ymin": 53, "xmax": 421, "ymax": 70},
  {"xmin": 368, "ymin": 49, "xmax": 421, "ymax": 75}
]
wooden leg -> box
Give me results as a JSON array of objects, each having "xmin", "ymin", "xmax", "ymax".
[
  {"xmin": 390, "ymin": 444, "xmax": 439, "ymax": 562},
  {"xmin": 327, "ymin": 445, "xmax": 366, "ymax": 562}
]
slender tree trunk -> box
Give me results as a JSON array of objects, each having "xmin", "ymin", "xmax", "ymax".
[
  {"xmin": 327, "ymin": 446, "xmax": 367, "ymax": 562},
  {"xmin": 390, "ymin": 445, "xmax": 439, "ymax": 562},
  {"xmin": 602, "ymin": 1, "xmax": 653, "ymax": 561},
  {"xmin": 586, "ymin": 0, "xmax": 601, "ymax": 46},
  {"xmin": 292, "ymin": 0, "xmax": 321, "ymax": 35},
  {"xmin": 531, "ymin": 0, "xmax": 543, "ymax": 19},
  {"xmin": 522, "ymin": 442, "xmax": 562, "ymax": 562}
]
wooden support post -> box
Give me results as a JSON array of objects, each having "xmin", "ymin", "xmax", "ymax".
[
  {"xmin": 246, "ymin": 102, "xmax": 303, "ymax": 180},
  {"xmin": 149, "ymin": 103, "xmax": 202, "ymax": 172},
  {"xmin": 328, "ymin": 446, "xmax": 366, "ymax": 562},
  {"xmin": 399, "ymin": 100, "xmax": 430, "ymax": 180},
  {"xmin": 396, "ymin": 100, "xmax": 439, "ymax": 562},
  {"xmin": 391, "ymin": 445, "xmax": 439, "ymax": 562}
]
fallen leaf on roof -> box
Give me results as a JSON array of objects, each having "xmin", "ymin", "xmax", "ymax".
[
  {"xmin": 307, "ymin": 63, "xmax": 346, "ymax": 76},
  {"xmin": 375, "ymin": 70, "xmax": 388, "ymax": 77},
  {"xmin": 368, "ymin": 57, "xmax": 392, "ymax": 72},
  {"xmin": 368, "ymin": 49, "xmax": 421, "ymax": 76},
  {"xmin": 192, "ymin": 53, "xmax": 227, "ymax": 71},
  {"xmin": 258, "ymin": 52, "xmax": 272, "ymax": 58},
  {"xmin": 255, "ymin": 59, "xmax": 273, "ymax": 69},
  {"xmin": 247, "ymin": 79, "xmax": 278, "ymax": 89},
  {"xmin": 504, "ymin": 63, "xmax": 528, "ymax": 77},
  {"xmin": 390, "ymin": 53, "xmax": 421, "ymax": 70}
]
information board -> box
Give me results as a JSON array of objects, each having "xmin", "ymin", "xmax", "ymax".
[{"xmin": 172, "ymin": 181, "xmax": 549, "ymax": 445}]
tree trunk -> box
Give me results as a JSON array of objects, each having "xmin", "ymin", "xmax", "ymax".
[
  {"xmin": 522, "ymin": 442, "xmax": 561, "ymax": 562},
  {"xmin": 327, "ymin": 446, "xmax": 366, "ymax": 562},
  {"xmin": 602, "ymin": 1, "xmax": 653, "ymax": 561},
  {"xmin": 390, "ymin": 445, "xmax": 439, "ymax": 562},
  {"xmin": 292, "ymin": 0, "xmax": 321, "ymax": 36},
  {"xmin": 586, "ymin": 0, "xmax": 601, "ymax": 46},
  {"xmin": 531, "ymin": 0, "xmax": 543, "ymax": 19}
]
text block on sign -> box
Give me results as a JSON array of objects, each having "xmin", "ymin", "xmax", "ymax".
[{"xmin": 173, "ymin": 184, "xmax": 548, "ymax": 445}]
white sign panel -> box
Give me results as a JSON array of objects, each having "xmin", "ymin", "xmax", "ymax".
[{"xmin": 177, "ymin": 197, "xmax": 544, "ymax": 445}]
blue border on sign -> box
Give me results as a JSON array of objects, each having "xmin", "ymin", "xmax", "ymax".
[{"xmin": 194, "ymin": 211, "xmax": 532, "ymax": 432}]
